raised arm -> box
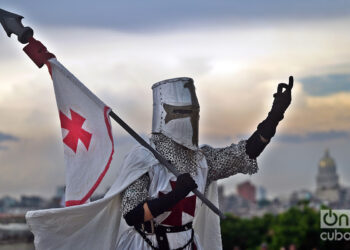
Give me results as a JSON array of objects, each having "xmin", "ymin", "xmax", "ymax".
[
  {"xmin": 203, "ymin": 76, "xmax": 293, "ymax": 184},
  {"xmin": 246, "ymin": 76, "xmax": 293, "ymax": 158}
]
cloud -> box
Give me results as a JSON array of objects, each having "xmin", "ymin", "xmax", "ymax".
[
  {"xmin": 301, "ymin": 74, "xmax": 350, "ymax": 96},
  {"xmin": 0, "ymin": 132, "xmax": 18, "ymax": 143},
  {"xmin": 0, "ymin": 6, "xmax": 350, "ymax": 199},
  {"xmin": 0, "ymin": 132, "xmax": 19, "ymax": 150},
  {"xmin": 1, "ymin": 1, "xmax": 349, "ymax": 32},
  {"xmin": 236, "ymin": 130, "xmax": 350, "ymax": 144},
  {"xmin": 0, "ymin": 132, "xmax": 142, "ymax": 198},
  {"xmin": 275, "ymin": 130, "xmax": 350, "ymax": 143},
  {"xmin": 282, "ymin": 91, "xmax": 350, "ymax": 135}
]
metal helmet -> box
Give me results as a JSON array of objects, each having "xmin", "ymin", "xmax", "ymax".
[{"xmin": 152, "ymin": 77, "xmax": 200, "ymax": 150}]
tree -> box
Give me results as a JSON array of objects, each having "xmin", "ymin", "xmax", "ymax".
[{"xmin": 220, "ymin": 205, "xmax": 350, "ymax": 250}]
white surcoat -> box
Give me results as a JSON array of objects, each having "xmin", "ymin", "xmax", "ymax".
[{"xmin": 116, "ymin": 148, "xmax": 209, "ymax": 249}]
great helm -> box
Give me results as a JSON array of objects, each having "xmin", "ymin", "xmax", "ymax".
[{"xmin": 152, "ymin": 77, "xmax": 199, "ymax": 150}]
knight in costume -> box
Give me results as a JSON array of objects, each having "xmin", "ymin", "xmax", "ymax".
[
  {"xmin": 0, "ymin": 8, "xmax": 293, "ymax": 250},
  {"xmin": 25, "ymin": 76, "xmax": 293, "ymax": 250},
  {"xmin": 116, "ymin": 76, "xmax": 294, "ymax": 250}
]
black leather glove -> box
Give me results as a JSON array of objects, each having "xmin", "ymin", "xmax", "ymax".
[
  {"xmin": 257, "ymin": 76, "xmax": 293, "ymax": 140},
  {"xmin": 246, "ymin": 76, "xmax": 293, "ymax": 159},
  {"xmin": 124, "ymin": 173, "xmax": 197, "ymax": 226},
  {"xmin": 271, "ymin": 76, "xmax": 293, "ymax": 114},
  {"xmin": 173, "ymin": 173, "xmax": 198, "ymax": 199},
  {"xmin": 147, "ymin": 173, "xmax": 197, "ymax": 219}
]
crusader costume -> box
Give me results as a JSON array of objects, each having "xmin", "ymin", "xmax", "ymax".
[
  {"xmin": 116, "ymin": 77, "xmax": 293, "ymax": 250},
  {"xmin": 26, "ymin": 76, "xmax": 292, "ymax": 250}
]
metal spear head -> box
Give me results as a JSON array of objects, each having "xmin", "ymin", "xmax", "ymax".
[{"xmin": 0, "ymin": 8, "xmax": 33, "ymax": 44}]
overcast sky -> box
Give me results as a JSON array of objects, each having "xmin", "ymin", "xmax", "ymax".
[{"xmin": 0, "ymin": 1, "xmax": 350, "ymax": 199}]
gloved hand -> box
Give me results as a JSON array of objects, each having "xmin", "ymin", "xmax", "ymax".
[
  {"xmin": 246, "ymin": 76, "xmax": 294, "ymax": 159},
  {"xmin": 174, "ymin": 173, "xmax": 198, "ymax": 199},
  {"xmin": 270, "ymin": 76, "xmax": 293, "ymax": 118},
  {"xmin": 124, "ymin": 173, "xmax": 198, "ymax": 226},
  {"xmin": 257, "ymin": 76, "xmax": 294, "ymax": 140},
  {"xmin": 145, "ymin": 173, "xmax": 197, "ymax": 220}
]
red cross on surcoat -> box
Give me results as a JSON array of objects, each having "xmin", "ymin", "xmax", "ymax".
[
  {"xmin": 59, "ymin": 109, "xmax": 92, "ymax": 153},
  {"xmin": 159, "ymin": 180, "xmax": 196, "ymax": 227}
]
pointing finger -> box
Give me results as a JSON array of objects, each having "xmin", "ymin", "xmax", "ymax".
[{"xmin": 289, "ymin": 76, "xmax": 294, "ymax": 89}]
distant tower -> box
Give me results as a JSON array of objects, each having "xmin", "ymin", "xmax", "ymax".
[{"xmin": 316, "ymin": 149, "xmax": 340, "ymax": 203}]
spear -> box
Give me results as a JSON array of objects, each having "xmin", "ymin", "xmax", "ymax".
[
  {"xmin": 0, "ymin": 9, "xmax": 33, "ymax": 43},
  {"xmin": 0, "ymin": 8, "xmax": 225, "ymax": 219}
]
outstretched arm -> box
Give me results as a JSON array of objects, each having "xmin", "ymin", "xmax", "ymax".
[{"xmin": 202, "ymin": 140, "xmax": 259, "ymax": 183}]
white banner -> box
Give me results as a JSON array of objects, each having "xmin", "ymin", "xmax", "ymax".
[{"xmin": 49, "ymin": 58, "xmax": 114, "ymax": 206}]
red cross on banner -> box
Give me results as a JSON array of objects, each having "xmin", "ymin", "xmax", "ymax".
[
  {"xmin": 59, "ymin": 109, "xmax": 92, "ymax": 153},
  {"xmin": 159, "ymin": 180, "xmax": 196, "ymax": 227}
]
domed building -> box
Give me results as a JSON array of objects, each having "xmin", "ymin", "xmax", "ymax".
[{"xmin": 315, "ymin": 149, "xmax": 340, "ymax": 203}]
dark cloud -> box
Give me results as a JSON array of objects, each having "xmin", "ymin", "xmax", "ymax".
[
  {"xmin": 301, "ymin": 74, "xmax": 350, "ymax": 96},
  {"xmin": 237, "ymin": 130, "xmax": 350, "ymax": 144},
  {"xmin": 0, "ymin": 132, "xmax": 18, "ymax": 150},
  {"xmin": 275, "ymin": 130, "xmax": 349, "ymax": 143},
  {"xmin": 0, "ymin": 132, "xmax": 18, "ymax": 143},
  {"xmin": 1, "ymin": 1, "xmax": 349, "ymax": 32}
]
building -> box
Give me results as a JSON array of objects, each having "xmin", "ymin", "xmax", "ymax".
[
  {"xmin": 20, "ymin": 195, "xmax": 45, "ymax": 208},
  {"xmin": 315, "ymin": 149, "xmax": 340, "ymax": 203},
  {"xmin": 237, "ymin": 180, "xmax": 256, "ymax": 203},
  {"xmin": 256, "ymin": 186, "xmax": 267, "ymax": 202},
  {"xmin": 0, "ymin": 196, "xmax": 17, "ymax": 212},
  {"xmin": 289, "ymin": 189, "xmax": 313, "ymax": 206},
  {"xmin": 217, "ymin": 185, "xmax": 257, "ymax": 217}
]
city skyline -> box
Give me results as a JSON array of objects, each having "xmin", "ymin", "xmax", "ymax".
[{"xmin": 0, "ymin": 1, "xmax": 349, "ymax": 199}]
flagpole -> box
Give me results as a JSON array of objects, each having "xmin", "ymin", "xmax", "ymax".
[
  {"xmin": 0, "ymin": 7, "xmax": 225, "ymax": 219},
  {"xmin": 109, "ymin": 111, "xmax": 226, "ymax": 219}
]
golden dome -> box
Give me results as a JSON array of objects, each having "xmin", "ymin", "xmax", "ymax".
[{"xmin": 319, "ymin": 149, "xmax": 335, "ymax": 168}]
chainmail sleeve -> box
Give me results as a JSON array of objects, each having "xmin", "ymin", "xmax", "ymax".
[
  {"xmin": 201, "ymin": 140, "xmax": 258, "ymax": 185},
  {"xmin": 120, "ymin": 173, "xmax": 150, "ymax": 216}
]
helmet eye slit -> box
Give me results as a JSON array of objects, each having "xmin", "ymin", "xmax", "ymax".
[{"xmin": 173, "ymin": 109, "xmax": 193, "ymax": 114}]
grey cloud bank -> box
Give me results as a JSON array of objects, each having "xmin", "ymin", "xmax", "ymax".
[
  {"xmin": 275, "ymin": 130, "xmax": 350, "ymax": 143},
  {"xmin": 239, "ymin": 130, "xmax": 350, "ymax": 144},
  {"xmin": 2, "ymin": 0, "xmax": 349, "ymax": 32},
  {"xmin": 0, "ymin": 132, "xmax": 18, "ymax": 150},
  {"xmin": 0, "ymin": 1, "xmax": 349, "ymax": 199},
  {"xmin": 301, "ymin": 74, "xmax": 350, "ymax": 96},
  {"xmin": 0, "ymin": 132, "xmax": 18, "ymax": 143}
]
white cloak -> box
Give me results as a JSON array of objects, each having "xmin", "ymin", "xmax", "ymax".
[{"xmin": 26, "ymin": 145, "xmax": 222, "ymax": 250}]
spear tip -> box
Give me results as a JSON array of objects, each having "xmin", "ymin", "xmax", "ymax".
[{"xmin": 0, "ymin": 8, "xmax": 33, "ymax": 44}]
